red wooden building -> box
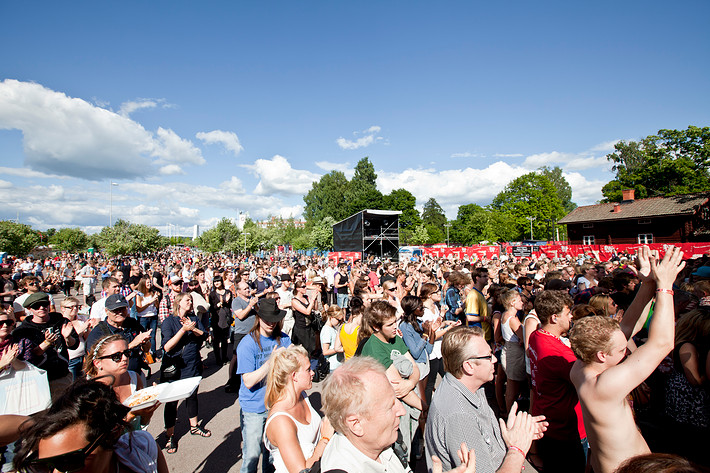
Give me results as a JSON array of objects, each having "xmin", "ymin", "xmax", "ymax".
[{"xmin": 558, "ymin": 189, "xmax": 710, "ymax": 245}]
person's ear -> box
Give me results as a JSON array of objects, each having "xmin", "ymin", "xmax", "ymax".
[
  {"xmin": 344, "ymin": 414, "xmax": 364, "ymax": 437},
  {"xmin": 595, "ymin": 351, "xmax": 607, "ymax": 363}
]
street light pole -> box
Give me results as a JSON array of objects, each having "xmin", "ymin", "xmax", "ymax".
[
  {"xmin": 527, "ymin": 216, "xmax": 535, "ymax": 240},
  {"xmin": 109, "ymin": 182, "xmax": 118, "ymax": 227},
  {"xmin": 244, "ymin": 232, "xmax": 250, "ymax": 255},
  {"xmin": 444, "ymin": 223, "xmax": 451, "ymax": 247}
]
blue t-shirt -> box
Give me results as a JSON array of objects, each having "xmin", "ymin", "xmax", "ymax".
[{"xmin": 236, "ymin": 333, "xmax": 292, "ymax": 413}]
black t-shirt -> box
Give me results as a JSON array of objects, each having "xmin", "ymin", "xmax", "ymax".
[
  {"xmin": 152, "ymin": 271, "xmax": 164, "ymax": 288},
  {"xmin": 86, "ymin": 318, "xmax": 146, "ymax": 372},
  {"xmin": 13, "ymin": 313, "xmax": 78, "ymax": 380},
  {"xmin": 127, "ymin": 275, "xmax": 142, "ymax": 290}
]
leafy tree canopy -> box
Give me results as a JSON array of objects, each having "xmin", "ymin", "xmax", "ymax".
[
  {"xmin": 50, "ymin": 228, "xmax": 89, "ymax": 253},
  {"xmin": 303, "ymin": 171, "xmax": 351, "ymax": 222},
  {"xmin": 602, "ymin": 126, "xmax": 710, "ymax": 202},
  {"xmin": 0, "ymin": 221, "xmax": 40, "ymax": 257},
  {"xmin": 539, "ymin": 166, "xmax": 576, "ymax": 213},
  {"xmin": 382, "ymin": 188, "xmax": 421, "ymax": 229},
  {"xmin": 491, "ymin": 173, "xmax": 565, "ymax": 241},
  {"xmin": 95, "ymin": 219, "xmax": 167, "ymax": 256},
  {"xmin": 422, "ymin": 198, "xmax": 447, "ymax": 229}
]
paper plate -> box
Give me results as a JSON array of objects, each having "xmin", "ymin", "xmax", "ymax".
[
  {"xmin": 158, "ymin": 376, "xmax": 202, "ymax": 403},
  {"xmin": 123, "ymin": 385, "xmax": 163, "ymax": 412}
]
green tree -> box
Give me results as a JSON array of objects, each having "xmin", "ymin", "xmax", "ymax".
[
  {"xmin": 421, "ymin": 198, "xmax": 447, "ymax": 244},
  {"xmin": 409, "ymin": 224, "xmax": 430, "ymax": 246},
  {"xmin": 451, "ymin": 204, "xmax": 517, "ymax": 245},
  {"xmin": 303, "ymin": 171, "xmax": 351, "ymax": 222},
  {"xmin": 308, "ymin": 217, "xmax": 336, "ymax": 250},
  {"xmin": 602, "ymin": 126, "xmax": 710, "ymax": 202},
  {"xmin": 50, "ymin": 228, "xmax": 89, "ymax": 252},
  {"xmin": 344, "ymin": 157, "xmax": 383, "ymax": 215},
  {"xmin": 0, "ymin": 221, "xmax": 40, "ymax": 256},
  {"xmin": 382, "ymin": 188, "xmax": 421, "ymax": 229},
  {"xmin": 95, "ymin": 220, "xmax": 166, "ymax": 256},
  {"xmin": 491, "ymin": 173, "xmax": 565, "ymax": 241},
  {"xmin": 539, "ymin": 166, "xmax": 576, "ymax": 213},
  {"xmin": 195, "ymin": 218, "xmax": 241, "ymax": 253}
]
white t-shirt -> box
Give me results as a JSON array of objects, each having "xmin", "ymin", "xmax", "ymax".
[{"xmin": 419, "ymin": 307, "xmax": 442, "ymax": 360}]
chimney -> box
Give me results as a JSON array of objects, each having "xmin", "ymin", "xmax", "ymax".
[
  {"xmin": 613, "ymin": 203, "xmax": 621, "ymax": 213},
  {"xmin": 622, "ymin": 189, "xmax": 635, "ymax": 201}
]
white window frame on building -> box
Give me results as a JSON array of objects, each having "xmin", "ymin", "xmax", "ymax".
[
  {"xmin": 638, "ymin": 233, "xmax": 653, "ymax": 244},
  {"xmin": 582, "ymin": 235, "xmax": 595, "ymax": 245}
]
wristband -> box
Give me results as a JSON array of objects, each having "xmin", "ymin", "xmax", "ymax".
[
  {"xmin": 508, "ymin": 445, "xmax": 525, "ymax": 457},
  {"xmin": 320, "ymin": 436, "xmax": 330, "ymax": 444},
  {"xmin": 656, "ymin": 288, "xmax": 674, "ymax": 295}
]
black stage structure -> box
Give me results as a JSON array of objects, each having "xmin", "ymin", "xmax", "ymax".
[{"xmin": 332, "ymin": 209, "xmax": 401, "ymax": 261}]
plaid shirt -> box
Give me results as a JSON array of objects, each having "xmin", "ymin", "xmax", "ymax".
[{"xmin": 158, "ymin": 290, "xmax": 177, "ymax": 323}]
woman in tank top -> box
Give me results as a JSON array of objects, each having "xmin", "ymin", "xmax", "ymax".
[
  {"xmin": 499, "ymin": 289, "xmax": 526, "ymax": 415},
  {"xmin": 264, "ymin": 345, "xmax": 334, "ymax": 473}
]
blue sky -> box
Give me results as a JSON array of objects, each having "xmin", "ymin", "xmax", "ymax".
[{"xmin": 1, "ymin": 1, "xmax": 708, "ymax": 235}]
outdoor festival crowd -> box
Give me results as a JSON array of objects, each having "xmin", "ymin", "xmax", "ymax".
[{"xmin": 0, "ymin": 245, "xmax": 709, "ymax": 473}]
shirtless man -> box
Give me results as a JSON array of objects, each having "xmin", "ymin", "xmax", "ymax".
[{"xmin": 569, "ymin": 246, "xmax": 684, "ymax": 473}]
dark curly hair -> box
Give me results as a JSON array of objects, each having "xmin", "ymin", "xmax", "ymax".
[{"xmin": 14, "ymin": 380, "xmax": 131, "ymax": 470}]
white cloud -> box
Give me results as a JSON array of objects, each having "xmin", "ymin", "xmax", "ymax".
[
  {"xmin": 196, "ymin": 130, "xmax": 244, "ymax": 156},
  {"xmin": 564, "ymin": 171, "xmax": 607, "ymax": 205},
  {"xmin": 152, "ymin": 127, "xmax": 205, "ymax": 165},
  {"xmin": 589, "ymin": 140, "xmax": 620, "ymax": 153},
  {"xmin": 521, "ymin": 141, "xmax": 615, "ymax": 171},
  {"xmin": 315, "ymin": 161, "xmax": 350, "ymax": 172},
  {"xmin": 493, "ymin": 153, "xmax": 523, "ymax": 158},
  {"xmin": 0, "ymin": 166, "xmax": 67, "ymax": 180},
  {"xmin": 450, "ymin": 152, "xmax": 482, "ymax": 158},
  {"xmin": 246, "ymin": 155, "xmax": 321, "ymax": 196},
  {"xmin": 336, "ymin": 125, "xmax": 384, "ymax": 150},
  {"xmin": 0, "ymin": 79, "xmax": 204, "ymax": 180},
  {"xmin": 159, "ymin": 164, "xmax": 185, "ymax": 175},
  {"xmin": 119, "ymin": 99, "xmax": 159, "ymax": 117}
]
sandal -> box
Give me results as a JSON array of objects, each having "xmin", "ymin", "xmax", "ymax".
[
  {"xmin": 190, "ymin": 425, "xmax": 211, "ymax": 437},
  {"xmin": 166, "ymin": 435, "xmax": 177, "ymax": 454}
]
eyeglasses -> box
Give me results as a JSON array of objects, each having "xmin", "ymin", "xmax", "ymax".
[
  {"xmin": 466, "ymin": 354, "xmax": 495, "ymax": 363},
  {"xmin": 27, "ymin": 282, "xmax": 38, "ymax": 287},
  {"xmin": 28, "ymin": 432, "xmax": 105, "ymax": 473},
  {"xmin": 62, "ymin": 305, "xmax": 79, "ymax": 310},
  {"xmin": 97, "ymin": 349, "xmax": 131, "ymax": 363},
  {"xmin": 0, "ymin": 320, "xmax": 15, "ymax": 328},
  {"xmin": 386, "ymin": 288, "xmax": 396, "ymax": 292},
  {"xmin": 29, "ymin": 302, "xmax": 50, "ymax": 310}
]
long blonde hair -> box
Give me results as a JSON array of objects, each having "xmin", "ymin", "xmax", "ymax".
[{"xmin": 265, "ymin": 345, "xmax": 309, "ymax": 409}]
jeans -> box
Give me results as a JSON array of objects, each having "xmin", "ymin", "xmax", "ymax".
[
  {"xmin": 67, "ymin": 356, "xmax": 84, "ymax": 381},
  {"xmin": 239, "ymin": 410, "xmax": 274, "ymax": 473},
  {"xmin": 336, "ymin": 293, "xmax": 349, "ymax": 309},
  {"xmin": 139, "ymin": 316, "xmax": 159, "ymax": 355}
]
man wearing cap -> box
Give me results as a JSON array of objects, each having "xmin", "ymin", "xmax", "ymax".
[
  {"xmin": 236, "ymin": 298, "xmax": 291, "ymax": 473},
  {"xmin": 224, "ymin": 281, "xmax": 259, "ymax": 393},
  {"xmin": 12, "ymin": 292, "xmax": 78, "ymax": 401},
  {"xmin": 275, "ymin": 274, "xmax": 294, "ymax": 336},
  {"xmin": 89, "ymin": 277, "xmax": 121, "ymax": 326},
  {"xmin": 85, "ymin": 294, "xmax": 151, "ymax": 373}
]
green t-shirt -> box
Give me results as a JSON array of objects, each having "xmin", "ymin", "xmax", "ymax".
[{"xmin": 361, "ymin": 334, "xmax": 409, "ymax": 369}]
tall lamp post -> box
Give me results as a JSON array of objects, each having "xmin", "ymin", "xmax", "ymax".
[
  {"xmin": 444, "ymin": 223, "xmax": 452, "ymax": 247},
  {"xmin": 527, "ymin": 216, "xmax": 535, "ymax": 240},
  {"xmin": 109, "ymin": 182, "xmax": 119, "ymax": 227},
  {"xmin": 243, "ymin": 232, "xmax": 250, "ymax": 255}
]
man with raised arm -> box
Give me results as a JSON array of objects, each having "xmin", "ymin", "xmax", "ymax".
[{"xmin": 569, "ymin": 246, "xmax": 685, "ymax": 473}]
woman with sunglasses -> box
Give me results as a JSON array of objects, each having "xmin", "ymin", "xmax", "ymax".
[
  {"xmin": 13, "ymin": 380, "xmax": 168, "ymax": 473},
  {"xmin": 135, "ymin": 276, "xmax": 160, "ymax": 359},
  {"xmin": 160, "ymin": 292, "xmax": 210, "ymax": 454},
  {"xmin": 263, "ymin": 345, "xmax": 334, "ymax": 473},
  {"xmin": 61, "ymin": 296, "xmax": 90, "ymax": 381},
  {"xmin": 291, "ymin": 281, "xmax": 322, "ymax": 375},
  {"xmin": 84, "ymin": 334, "xmax": 158, "ymax": 431}
]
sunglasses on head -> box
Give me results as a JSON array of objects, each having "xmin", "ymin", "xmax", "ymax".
[
  {"xmin": 97, "ymin": 349, "xmax": 131, "ymax": 363},
  {"xmin": 29, "ymin": 432, "xmax": 105, "ymax": 473},
  {"xmin": 0, "ymin": 319, "xmax": 15, "ymax": 328},
  {"xmin": 29, "ymin": 302, "xmax": 50, "ymax": 310}
]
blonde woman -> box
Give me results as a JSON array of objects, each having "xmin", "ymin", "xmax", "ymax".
[
  {"xmin": 264, "ymin": 345, "xmax": 334, "ymax": 473},
  {"xmin": 85, "ymin": 334, "xmax": 158, "ymax": 430},
  {"xmin": 320, "ymin": 305, "xmax": 345, "ymax": 370}
]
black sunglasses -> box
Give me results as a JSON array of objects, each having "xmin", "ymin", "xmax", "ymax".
[
  {"xmin": 467, "ymin": 354, "xmax": 495, "ymax": 362},
  {"xmin": 97, "ymin": 349, "xmax": 131, "ymax": 363},
  {"xmin": 0, "ymin": 320, "xmax": 15, "ymax": 327},
  {"xmin": 29, "ymin": 302, "xmax": 50, "ymax": 310},
  {"xmin": 29, "ymin": 432, "xmax": 105, "ymax": 472}
]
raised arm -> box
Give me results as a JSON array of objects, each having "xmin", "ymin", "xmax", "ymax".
[
  {"xmin": 619, "ymin": 246, "xmax": 656, "ymax": 340},
  {"xmin": 599, "ymin": 246, "xmax": 685, "ymax": 399}
]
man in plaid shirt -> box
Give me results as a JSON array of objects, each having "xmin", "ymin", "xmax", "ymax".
[{"xmin": 158, "ymin": 275, "xmax": 183, "ymax": 322}]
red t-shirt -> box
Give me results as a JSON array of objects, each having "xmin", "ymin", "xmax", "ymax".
[{"xmin": 528, "ymin": 329, "xmax": 586, "ymax": 441}]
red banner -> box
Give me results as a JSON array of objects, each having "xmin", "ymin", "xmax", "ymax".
[{"xmin": 327, "ymin": 251, "xmax": 362, "ymax": 262}]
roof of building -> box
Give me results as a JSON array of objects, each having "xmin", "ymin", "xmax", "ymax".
[{"xmin": 558, "ymin": 193, "xmax": 710, "ymax": 224}]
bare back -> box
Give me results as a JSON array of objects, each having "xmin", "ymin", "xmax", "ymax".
[{"xmin": 570, "ymin": 360, "xmax": 649, "ymax": 473}]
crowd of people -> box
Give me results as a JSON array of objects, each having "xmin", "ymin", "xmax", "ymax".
[{"xmin": 1, "ymin": 245, "xmax": 709, "ymax": 473}]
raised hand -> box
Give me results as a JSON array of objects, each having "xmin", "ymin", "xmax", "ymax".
[{"xmin": 650, "ymin": 246, "xmax": 685, "ymax": 289}]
